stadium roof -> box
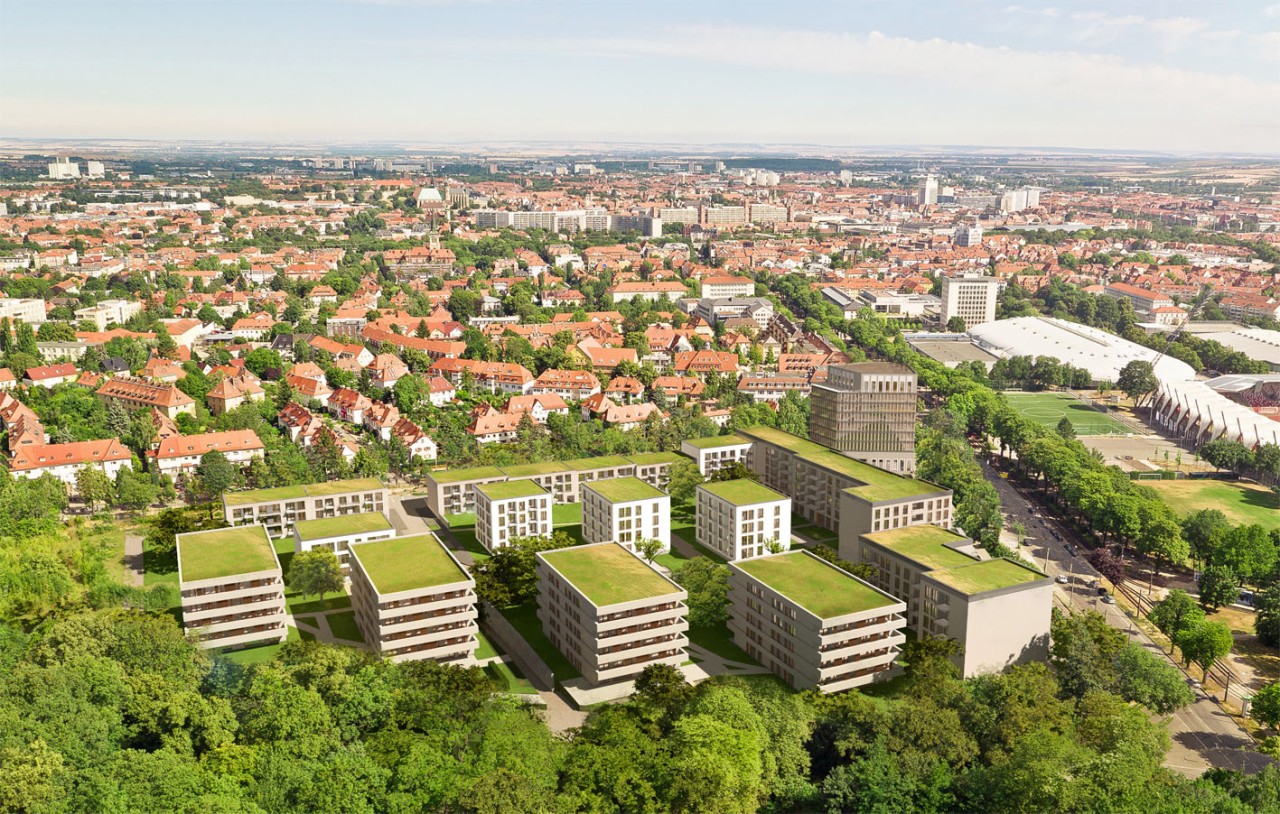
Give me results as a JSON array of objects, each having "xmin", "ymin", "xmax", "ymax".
[
  {"xmin": 1152, "ymin": 379, "xmax": 1280, "ymax": 448},
  {"xmin": 968, "ymin": 316, "xmax": 1195, "ymax": 384}
]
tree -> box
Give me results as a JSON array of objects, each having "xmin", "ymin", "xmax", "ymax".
[
  {"xmin": 634, "ymin": 538, "xmax": 663, "ymax": 564},
  {"xmin": 1198, "ymin": 565, "xmax": 1241, "ymax": 611},
  {"xmin": 1177, "ymin": 621, "xmax": 1233, "ymax": 681},
  {"xmin": 666, "ymin": 459, "xmax": 703, "ymax": 506},
  {"xmin": 1149, "ymin": 589, "xmax": 1206, "ymax": 653},
  {"xmin": 707, "ymin": 461, "xmax": 757, "ymax": 484},
  {"xmin": 473, "ymin": 532, "xmax": 571, "ymax": 607},
  {"xmin": 195, "ymin": 451, "xmax": 236, "ymax": 503},
  {"xmin": 1198, "ymin": 438, "xmax": 1254, "ymax": 472},
  {"xmin": 75, "ymin": 466, "xmax": 114, "ymax": 510},
  {"xmin": 1055, "ymin": 417, "xmax": 1075, "ymax": 440},
  {"xmin": 288, "ymin": 549, "xmax": 344, "ymax": 609},
  {"xmin": 1250, "ymin": 682, "xmax": 1280, "ymax": 730},
  {"xmin": 946, "ymin": 316, "xmax": 966, "ymax": 333},
  {"xmin": 673, "ymin": 559, "xmax": 730, "ymax": 627},
  {"xmin": 1116, "ymin": 360, "xmax": 1157, "ymax": 402},
  {"xmin": 1255, "ymin": 584, "xmax": 1280, "ymax": 647},
  {"xmin": 115, "ymin": 467, "xmax": 158, "ymax": 511},
  {"xmin": 1113, "ymin": 643, "xmax": 1194, "ymax": 713}
]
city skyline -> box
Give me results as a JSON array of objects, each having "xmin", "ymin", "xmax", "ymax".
[{"xmin": 2, "ymin": 0, "xmax": 1278, "ymax": 154}]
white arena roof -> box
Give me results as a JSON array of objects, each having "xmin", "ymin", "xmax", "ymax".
[
  {"xmin": 968, "ymin": 316, "xmax": 1195, "ymax": 383},
  {"xmin": 1151, "ymin": 379, "xmax": 1280, "ymax": 448}
]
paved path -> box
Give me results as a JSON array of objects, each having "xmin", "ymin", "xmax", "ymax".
[
  {"xmin": 124, "ymin": 533, "xmax": 144, "ymax": 587},
  {"xmin": 982, "ymin": 458, "xmax": 1272, "ymax": 776},
  {"xmin": 688, "ymin": 643, "xmax": 769, "ymax": 677}
]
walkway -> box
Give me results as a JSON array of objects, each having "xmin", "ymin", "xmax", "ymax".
[{"xmin": 123, "ymin": 533, "xmax": 144, "ymax": 588}]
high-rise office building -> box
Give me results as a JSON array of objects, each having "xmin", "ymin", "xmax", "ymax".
[
  {"xmin": 939, "ymin": 273, "xmax": 1001, "ymax": 328},
  {"xmin": 47, "ymin": 157, "xmax": 80, "ymax": 179},
  {"xmin": 916, "ymin": 175, "xmax": 938, "ymax": 206},
  {"xmin": 809, "ymin": 363, "xmax": 918, "ymax": 475}
]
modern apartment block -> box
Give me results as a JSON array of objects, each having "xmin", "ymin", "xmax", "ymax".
[
  {"xmin": 474, "ymin": 480, "xmax": 552, "ymax": 551},
  {"xmin": 581, "ymin": 477, "xmax": 671, "ymax": 555},
  {"xmin": 349, "ymin": 533, "xmax": 479, "ymax": 663},
  {"xmin": 739, "ymin": 426, "xmax": 952, "ymax": 537},
  {"xmin": 847, "ymin": 524, "xmax": 1052, "ymax": 677},
  {"xmin": 177, "ymin": 525, "xmax": 287, "ymax": 650},
  {"xmin": 422, "ymin": 452, "xmax": 682, "ymax": 516},
  {"xmin": 681, "ymin": 434, "xmax": 753, "ymax": 476},
  {"xmin": 939, "ymin": 273, "xmax": 1000, "ymax": 328},
  {"xmin": 223, "ymin": 477, "xmax": 389, "ymax": 537},
  {"xmin": 809, "ymin": 362, "xmax": 918, "ymax": 475},
  {"xmin": 728, "ymin": 551, "xmax": 907, "ymax": 692},
  {"xmin": 292, "ymin": 511, "xmax": 396, "ymax": 573},
  {"xmin": 696, "ymin": 479, "xmax": 792, "ymax": 561},
  {"xmin": 536, "ymin": 542, "xmax": 689, "ymax": 685}
]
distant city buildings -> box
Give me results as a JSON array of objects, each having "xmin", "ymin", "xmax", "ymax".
[{"xmin": 916, "ymin": 174, "xmax": 938, "ymax": 206}]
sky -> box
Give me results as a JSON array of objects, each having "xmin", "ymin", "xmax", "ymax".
[{"xmin": 2, "ymin": 0, "xmax": 1278, "ymax": 153}]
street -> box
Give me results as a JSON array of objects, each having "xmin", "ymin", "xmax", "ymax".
[{"xmin": 980, "ymin": 458, "xmax": 1273, "ymax": 776}]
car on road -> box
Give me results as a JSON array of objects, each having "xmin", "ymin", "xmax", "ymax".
[
  {"xmin": 1065, "ymin": 543, "xmax": 1077, "ymax": 556},
  {"xmin": 1101, "ymin": 594, "xmax": 1116, "ymax": 605},
  {"xmin": 1055, "ymin": 574, "xmax": 1069, "ymax": 584}
]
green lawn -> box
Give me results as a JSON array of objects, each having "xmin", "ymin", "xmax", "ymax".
[
  {"xmin": 1004, "ymin": 392, "xmax": 1131, "ymax": 436},
  {"xmin": 142, "ymin": 537, "xmax": 181, "ymax": 613},
  {"xmin": 286, "ymin": 590, "xmax": 351, "ymax": 615},
  {"xmin": 1144, "ymin": 479, "xmax": 1280, "ymax": 531},
  {"xmin": 688, "ymin": 622, "xmax": 758, "ymax": 665},
  {"xmin": 499, "ymin": 602, "xmax": 581, "ymax": 681},
  {"xmin": 445, "ymin": 512, "xmax": 476, "ymax": 530},
  {"xmin": 484, "ymin": 659, "xmax": 537, "ymax": 694},
  {"xmin": 217, "ymin": 625, "xmax": 300, "ymax": 666},
  {"xmin": 654, "ymin": 546, "xmax": 694, "ymax": 573},
  {"xmin": 78, "ymin": 523, "xmax": 130, "ymax": 586},
  {"xmin": 326, "ymin": 610, "xmax": 365, "ymax": 643},
  {"xmin": 451, "ymin": 528, "xmax": 490, "ymax": 562},
  {"xmin": 552, "ymin": 503, "xmax": 582, "ymax": 527},
  {"xmin": 475, "ymin": 631, "xmax": 498, "ymax": 661}
]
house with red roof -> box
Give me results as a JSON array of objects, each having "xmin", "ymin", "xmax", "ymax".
[{"xmin": 147, "ymin": 429, "xmax": 265, "ymax": 479}]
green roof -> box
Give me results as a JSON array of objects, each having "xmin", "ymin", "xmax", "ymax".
[
  {"xmin": 739, "ymin": 425, "xmax": 827, "ymax": 455},
  {"xmin": 862, "ymin": 525, "xmax": 978, "ymax": 571},
  {"xmin": 350, "ymin": 533, "xmax": 469, "ymax": 594},
  {"xmin": 293, "ymin": 511, "xmax": 392, "ymax": 541},
  {"xmin": 625, "ymin": 451, "xmax": 683, "ymax": 466},
  {"xmin": 223, "ymin": 477, "xmax": 385, "ymax": 506},
  {"xmin": 566, "ymin": 455, "xmax": 632, "ymax": 471},
  {"xmin": 179, "ymin": 525, "xmax": 278, "ymax": 582},
  {"xmin": 540, "ymin": 544, "xmax": 681, "ymax": 607},
  {"xmin": 926, "ymin": 558, "xmax": 1047, "ymax": 596},
  {"xmin": 429, "ymin": 465, "xmax": 506, "ymax": 484},
  {"xmin": 736, "ymin": 551, "xmax": 899, "ymax": 618},
  {"xmin": 586, "ymin": 477, "xmax": 665, "ymax": 504},
  {"xmin": 699, "ymin": 478, "xmax": 788, "ymax": 507},
  {"xmin": 500, "ymin": 461, "xmax": 568, "ymax": 479},
  {"xmin": 682, "ymin": 434, "xmax": 750, "ymax": 449},
  {"xmin": 476, "ymin": 480, "xmax": 549, "ymax": 501}
]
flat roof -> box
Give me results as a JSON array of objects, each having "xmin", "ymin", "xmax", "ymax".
[
  {"xmin": 586, "ymin": 476, "xmax": 665, "ymax": 503},
  {"xmin": 908, "ymin": 339, "xmax": 1000, "ymax": 366},
  {"xmin": 294, "ymin": 511, "xmax": 392, "ymax": 541},
  {"xmin": 565, "ymin": 455, "xmax": 632, "ymax": 471},
  {"xmin": 476, "ymin": 479, "xmax": 548, "ymax": 501},
  {"xmin": 179, "ymin": 525, "xmax": 277, "ymax": 582},
  {"xmin": 540, "ymin": 544, "xmax": 680, "ymax": 606},
  {"xmin": 800, "ymin": 449, "xmax": 942, "ymax": 502},
  {"xmin": 350, "ymin": 533, "xmax": 469, "ymax": 594},
  {"xmin": 739, "ymin": 425, "xmax": 828, "ymax": 455},
  {"xmin": 683, "ymin": 434, "xmax": 751, "ymax": 449},
  {"xmin": 736, "ymin": 551, "xmax": 899, "ymax": 618},
  {"xmin": 699, "ymin": 478, "xmax": 788, "ymax": 506},
  {"xmin": 223, "ymin": 477, "xmax": 385, "ymax": 505},
  {"xmin": 927, "ymin": 558, "xmax": 1047, "ymax": 596},
  {"xmin": 429, "ymin": 465, "xmax": 506, "ymax": 484},
  {"xmin": 625, "ymin": 451, "xmax": 683, "ymax": 466},
  {"xmin": 862, "ymin": 525, "xmax": 978, "ymax": 570}
]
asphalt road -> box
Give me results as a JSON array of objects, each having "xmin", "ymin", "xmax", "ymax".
[{"xmin": 980, "ymin": 458, "xmax": 1273, "ymax": 777}]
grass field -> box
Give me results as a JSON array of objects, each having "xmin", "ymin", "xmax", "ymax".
[
  {"xmin": 1004, "ymin": 392, "xmax": 1131, "ymax": 436},
  {"xmin": 1144, "ymin": 479, "xmax": 1280, "ymax": 531}
]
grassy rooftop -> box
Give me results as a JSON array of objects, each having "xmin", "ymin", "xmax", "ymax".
[
  {"xmin": 499, "ymin": 461, "xmax": 569, "ymax": 479},
  {"xmin": 293, "ymin": 511, "xmax": 392, "ymax": 541},
  {"xmin": 350, "ymin": 533, "xmax": 469, "ymax": 594},
  {"xmin": 736, "ymin": 551, "xmax": 899, "ymax": 618},
  {"xmin": 566, "ymin": 455, "xmax": 632, "ymax": 471},
  {"xmin": 699, "ymin": 478, "xmax": 787, "ymax": 507},
  {"xmin": 862, "ymin": 525, "xmax": 978, "ymax": 571},
  {"xmin": 586, "ymin": 476, "xmax": 665, "ymax": 504},
  {"xmin": 223, "ymin": 477, "xmax": 385, "ymax": 506},
  {"xmin": 682, "ymin": 434, "xmax": 750, "ymax": 449},
  {"xmin": 625, "ymin": 451, "xmax": 683, "ymax": 466},
  {"xmin": 927, "ymin": 558, "xmax": 1047, "ymax": 596},
  {"xmin": 540, "ymin": 544, "xmax": 680, "ymax": 606},
  {"xmin": 739, "ymin": 425, "xmax": 827, "ymax": 455},
  {"xmin": 477, "ymin": 479, "xmax": 548, "ymax": 501},
  {"xmin": 179, "ymin": 525, "xmax": 278, "ymax": 582},
  {"xmin": 428, "ymin": 465, "xmax": 506, "ymax": 484}
]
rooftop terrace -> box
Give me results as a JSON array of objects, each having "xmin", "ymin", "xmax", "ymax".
[
  {"xmin": 351, "ymin": 533, "xmax": 469, "ymax": 594},
  {"xmin": 586, "ymin": 476, "xmax": 665, "ymax": 504},
  {"xmin": 699, "ymin": 478, "xmax": 788, "ymax": 507},
  {"xmin": 293, "ymin": 511, "xmax": 392, "ymax": 541},
  {"xmin": 476, "ymin": 479, "xmax": 549, "ymax": 501}
]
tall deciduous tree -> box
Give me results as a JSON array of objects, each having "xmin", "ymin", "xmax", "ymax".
[
  {"xmin": 1177, "ymin": 621, "xmax": 1233, "ymax": 681},
  {"xmin": 289, "ymin": 549, "xmax": 344, "ymax": 610}
]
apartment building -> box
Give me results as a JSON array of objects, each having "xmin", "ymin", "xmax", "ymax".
[
  {"xmin": 146, "ymin": 429, "xmax": 265, "ymax": 479},
  {"xmin": 1103, "ymin": 282, "xmax": 1173, "ymax": 316},
  {"xmin": 809, "ymin": 362, "xmax": 918, "ymax": 475},
  {"xmin": 696, "ymin": 479, "xmax": 792, "ymax": 561},
  {"xmin": 847, "ymin": 524, "xmax": 1052, "ymax": 677},
  {"xmin": 96, "ymin": 376, "xmax": 196, "ymax": 419},
  {"xmin": 474, "ymin": 480, "xmax": 552, "ymax": 551},
  {"xmin": 223, "ymin": 477, "xmax": 389, "ymax": 537},
  {"xmin": 75, "ymin": 298, "xmax": 142, "ymax": 330},
  {"xmin": 581, "ymin": 477, "xmax": 671, "ymax": 555},
  {"xmin": 292, "ymin": 511, "xmax": 395, "ymax": 573},
  {"xmin": 349, "ymin": 533, "xmax": 479, "ymax": 663},
  {"xmin": 740, "ymin": 426, "xmax": 952, "ymax": 536},
  {"xmin": 681, "ymin": 434, "xmax": 752, "ymax": 476},
  {"xmin": 0, "ymin": 297, "xmax": 47, "ymax": 324},
  {"xmin": 537, "ymin": 542, "xmax": 689, "ymax": 685},
  {"xmin": 728, "ymin": 551, "xmax": 907, "ymax": 692},
  {"xmin": 8, "ymin": 439, "xmax": 133, "ymax": 488},
  {"xmin": 421, "ymin": 453, "xmax": 682, "ymax": 517},
  {"xmin": 939, "ymin": 273, "xmax": 1000, "ymax": 328},
  {"xmin": 177, "ymin": 525, "xmax": 287, "ymax": 650},
  {"xmin": 699, "ymin": 275, "xmax": 755, "ymax": 299}
]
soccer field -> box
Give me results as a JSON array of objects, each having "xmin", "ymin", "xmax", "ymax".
[
  {"xmin": 1004, "ymin": 392, "xmax": 1132, "ymax": 436},
  {"xmin": 1143, "ymin": 479, "xmax": 1280, "ymax": 531}
]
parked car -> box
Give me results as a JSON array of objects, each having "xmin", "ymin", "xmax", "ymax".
[
  {"xmin": 1102, "ymin": 594, "xmax": 1116, "ymax": 605},
  {"xmin": 1055, "ymin": 574, "xmax": 1069, "ymax": 584},
  {"xmin": 1065, "ymin": 543, "xmax": 1077, "ymax": 556}
]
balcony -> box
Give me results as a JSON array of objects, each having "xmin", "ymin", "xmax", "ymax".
[
  {"xmin": 183, "ymin": 595, "xmax": 284, "ymax": 622},
  {"xmin": 380, "ymin": 608, "xmax": 476, "ymax": 636},
  {"xmin": 596, "ymin": 602, "xmax": 687, "ymax": 634}
]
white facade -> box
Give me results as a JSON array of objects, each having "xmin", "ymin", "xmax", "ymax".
[
  {"xmin": 695, "ymin": 480, "xmax": 793, "ymax": 561},
  {"xmin": 474, "ymin": 481, "xmax": 552, "ymax": 552},
  {"xmin": 177, "ymin": 526, "xmax": 287, "ymax": 651},
  {"xmin": 939, "ymin": 273, "xmax": 999, "ymax": 327},
  {"xmin": 681, "ymin": 435, "xmax": 752, "ymax": 477},
  {"xmin": 0, "ymin": 298, "xmax": 48, "ymax": 324},
  {"xmin": 917, "ymin": 175, "xmax": 938, "ymax": 206},
  {"xmin": 47, "ymin": 158, "xmax": 81, "ymax": 179},
  {"xmin": 291, "ymin": 512, "xmax": 396, "ymax": 573},
  {"xmin": 581, "ymin": 478, "xmax": 671, "ymax": 555},
  {"xmin": 75, "ymin": 298, "xmax": 142, "ymax": 330}
]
